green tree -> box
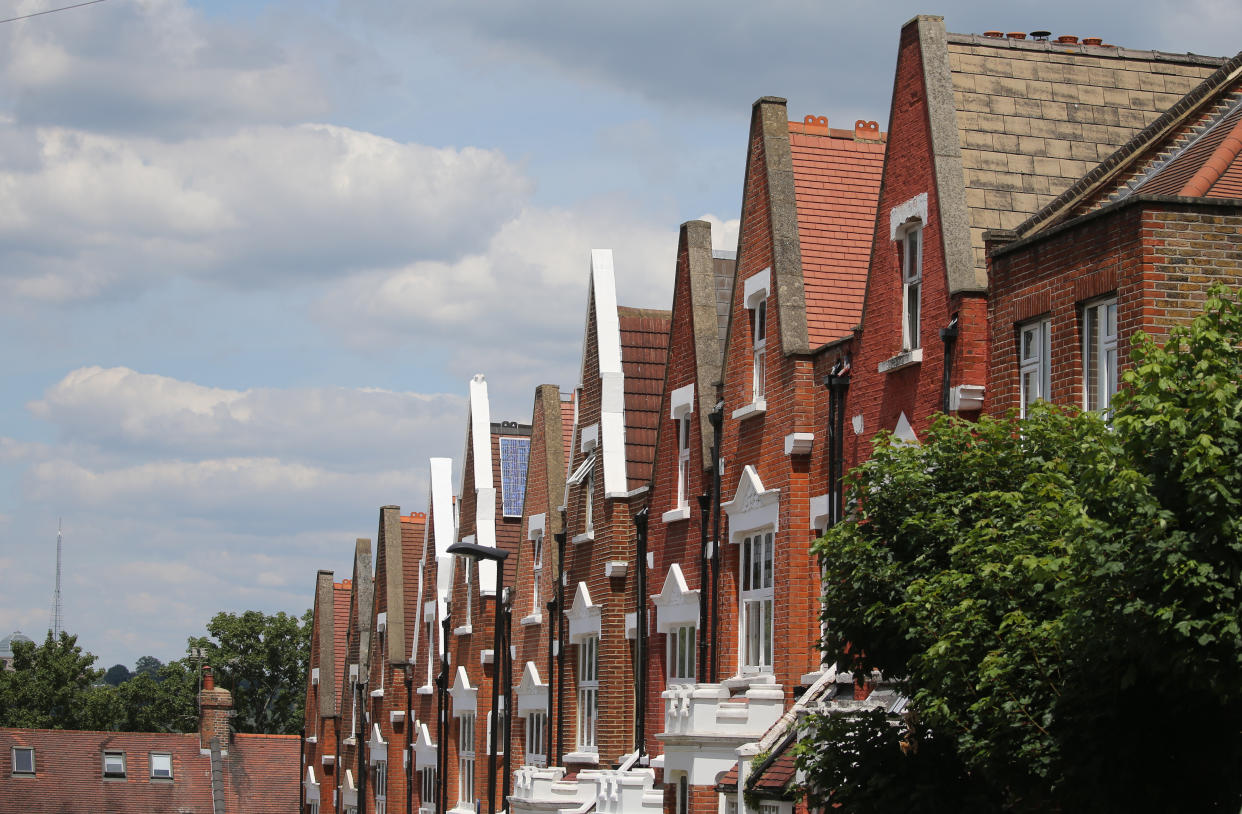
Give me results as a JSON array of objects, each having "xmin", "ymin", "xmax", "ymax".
[
  {"xmin": 102, "ymin": 663, "xmax": 132, "ymax": 686},
  {"xmin": 189, "ymin": 608, "xmax": 311, "ymax": 734},
  {"xmin": 0, "ymin": 631, "xmax": 105, "ymax": 729},
  {"xmin": 801, "ymin": 289, "xmax": 1242, "ymax": 812},
  {"xmin": 133, "ymin": 655, "xmax": 163, "ymax": 680}
]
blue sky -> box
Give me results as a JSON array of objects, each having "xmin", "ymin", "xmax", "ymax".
[{"xmin": 0, "ymin": 0, "xmax": 1237, "ymax": 670}]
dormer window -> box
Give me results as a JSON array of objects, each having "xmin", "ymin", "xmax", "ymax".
[
  {"xmin": 103, "ymin": 750, "xmax": 126, "ymax": 778},
  {"xmin": 12, "ymin": 746, "xmax": 34, "ymax": 775},
  {"xmin": 150, "ymin": 752, "xmax": 172, "ymax": 780},
  {"xmin": 901, "ymin": 225, "xmax": 922, "ymax": 351}
]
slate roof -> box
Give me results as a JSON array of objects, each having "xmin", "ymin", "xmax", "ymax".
[
  {"xmin": 618, "ymin": 306, "xmax": 671, "ymax": 492},
  {"xmin": 0, "ymin": 728, "xmax": 299, "ymax": 814},
  {"xmin": 942, "ymin": 28, "xmax": 1227, "ymax": 275},
  {"xmin": 788, "ymin": 122, "xmax": 886, "ymax": 346}
]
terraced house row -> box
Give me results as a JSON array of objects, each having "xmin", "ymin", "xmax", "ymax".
[{"xmin": 299, "ymin": 15, "xmax": 1242, "ymax": 814}]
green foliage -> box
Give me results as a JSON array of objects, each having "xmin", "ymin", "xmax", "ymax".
[
  {"xmin": 0, "ymin": 631, "xmax": 105, "ymax": 729},
  {"xmin": 133, "ymin": 655, "xmax": 164, "ymax": 680},
  {"xmin": 102, "ymin": 663, "xmax": 132, "ymax": 686},
  {"xmin": 189, "ymin": 608, "xmax": 312, "ymax": 735},
  {"xmin": 802, "ymin": 289, "xmax": 1242, "ymax": 812}
]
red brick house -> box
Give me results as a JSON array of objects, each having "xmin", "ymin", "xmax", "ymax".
[
  {"xmin": 634, "ymin": 219, "xmax": 733, "ymax": 814},
  {"xmin": 0, "ymin": 670, "xmax": 299, "ymax": 813},
  {"xmin": 843, "ymin": 16, "xmax": 1225, "ymax": 470},
  {"xmin": 512, "ymin": 249, "xmax": 670, "ymax": 814},
  {"xmin": 302, "ymin": 571, "xmax": 351, "ymax": 813},
  {"xmin": 987, "ymin": 51, "xmax": 1242, "ymax": 413},
  {"xmin": 338, "ymin": 537, "xmax": 374, "ymax": 814},
  {"xmin": 509, "ymin": 384, "xmax": 573, "ymax": 774},
  {"xmin": 708, "ymin": 97, "xmax": 885, "ymax": 814}
]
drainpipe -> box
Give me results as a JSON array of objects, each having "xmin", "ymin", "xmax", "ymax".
[
  {"xmin": 335, "ymin": 717, "xmax": 342, "ymax": 814},
  {"xmin": 708, "ymin": 402, "xmax": 724, "ymax": 683},
  {"xmin": 634, "ymin": 507, "xmax": 649, "ymax": 757},
  {"xmin": 358, "ymin": 674, "xmax": 367, "ymax": 814},
  {"xmin": 488, "ymin": 590, "xmax": 502, "ymax": 814},
  {"xmin": 555, "ymin": 508, "xmax": 568, "ymax": 767},
  {"xmin": 940, "ymin": 314, "xmax": 960, "ymax": 415},
  {"xmin": 436, "ymin": 601, "xmax": 452, "ymax": 814},
  {"xmin": 545, "ymin": 587, "xmax": 556, "ymax": 762},
  {"xmin": 500, "ymin": 588, "xmax": 513, "ymax": 811},
  {"xmin": 695, "ymin": 493, "xmax": 711, "ymax": 682},
  {"xmin": 406, "ymin": 666, "xmax": 414, "ymax": 814},
  {"xmin": 824, "ymin": 360, "xmax": 851, "ymax": 528}
]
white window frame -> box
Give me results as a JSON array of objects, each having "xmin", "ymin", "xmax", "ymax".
[
  {"xmin": 752, "ymin": 298, "xmax": 768, "ymax": 401},
  {"xmin": 420, "ymin": 767, "xmax": 437, "ymax": 814},
  {"xmin": 676, "ymin": 412, "xmax": 692, "ymax": 510},
  {"xmin": 1082, "ymin": 298, "xmax": 1118, "ymax": 414},
  {"xmin": 103, "ymin": 750, "xmax": 126, "ymax": 778},
  {"xmin": 675, "ymin": 774, "xmax": 689, "ymax": 814},
  {"xmin": 667, "ymin": 624, "xmax": 696, "ymax": 684},
  {"xmin": 525, "ymin": 711, "xmax": 547, "ymax": 768},
  {"xmin": 458, "ymin": 712, "xmax": 475, "ymax": 809},
  {"xmin": 462, "ymin": 556, "xmax": 473, "ymax": 627},
  {"xmin": 1019, "ymin": 318, "xmax": 1051, "ymax": 418},
  {"xmin": 12, "ymin": 746, "xmax": 34, "ymax": 775},
  {"xmin": 373, "ymin": 759, "xmax": 388, "ymax": 814},
  {"xmin": 309, "ymin": 800, "xmax": 320, "ymax": 814},
  {"xmin": 901, "ymin": 225, "xmax": 923, "ymax": 351},
  {"xmin": 150, "ymin": 751, "xmax": 172, "ymax": 779},
  {"xmin": 577, "ymin": 634, "xmax": 599, "ymax": 752},
  {"xmin": 584, "ymin": 470, "xmax": 595, "ymax": 538},
  {"xmin": 739, "ymin": 531, "xmax": 774, "ymax": 674},
  {"xmin": 531, "ymin": 531, "xmax": 543, "ymax": 615},
  {"xmin": 486, "ymin": 704, "xmax": 506, "ymax": 756}
]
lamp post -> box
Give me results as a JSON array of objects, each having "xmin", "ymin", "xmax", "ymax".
[{"xmin": 446, "ymin": 542, "xmax": 513, "ymax": 814}]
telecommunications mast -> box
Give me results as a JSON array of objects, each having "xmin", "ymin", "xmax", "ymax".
[{"xmin": 49, "ymin": 519, "xmax": 63, "ymax": 638}]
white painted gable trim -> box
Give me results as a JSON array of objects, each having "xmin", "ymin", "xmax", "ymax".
[
  {"xmin": 721, "ymin": 465, "xmax": 781, "ymax": 539},
  {"xmin": 368, "ymin": 722, "xmax": 388, "ymax": 765},
  {"xmin": 430, "ymin": 456, "xmax": 457, "ymax": 642},
  {"xmin": 579, "ymin": 423, "xmax": 599, "ymax": 453},
  {"xmin": 414, "ymin": 722, "xmax": 437, "ymax": 768},
  {"xmin": 889, "ymin": 193, "xmax": 928, "ymax": 240},
  {"xmin": 651, "ymin": 563, "xmax": 700, "ymax": 632},
  {"xmin": 893, "ymin": 412, "xmax": 919, "ymax": 445},
  {"xmin": 669, "ymin": 383, "xmax": 695, "ymax": 419},
  {"xmin": 304, "ymin": 766, "xmax": 319, "ymax": 797},
  {"xmin": 516, "ymin": 661, "xmax": 548, "ymax": 716},
  {"xmin": 450, "ymin": 666, "xmax": 477, "ymax": 713},
  {"xmin": 469, "ymin": 374, "xmax": 494, "ymax": 492},
  {"xmin": 590, "ymin": 249, "xmax": 629, "ymax": 497},
  {"xmin": 566, "ymin": 581, "xmax": 603, "ymax": 643},
  {"xmin": 744, "ymin": 267, "xmax": 771, "ymax": 309}
]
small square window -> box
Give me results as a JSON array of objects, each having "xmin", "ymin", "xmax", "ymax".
[
  {"xmin": 103, "ymin": 750, "xmax": 126, "ymax": 778},
  {"xmin": 12, "ymin": 746, "xmax": 34, "ymax": 775},
  {"xmin": 150, "ymin": 752, "xmax": 172, "ymax": 779}
]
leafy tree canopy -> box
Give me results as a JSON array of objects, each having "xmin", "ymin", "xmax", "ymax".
[
  {"xmin": 801, "ymin": 288, "xmax": 1242, "ymax": 812},
  {"xmin": 102, "ymin": 663, "xmax": 132, "ymax": 686}
]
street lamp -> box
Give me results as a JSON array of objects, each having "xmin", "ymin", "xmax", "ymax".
[{"xmin": 447, "ymin": 542, "xmax": 513, "ymax": 814}]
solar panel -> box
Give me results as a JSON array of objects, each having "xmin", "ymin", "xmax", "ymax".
[{"xmin": 499, "ymin": 436, "xmax": 531, "ymax": 517}]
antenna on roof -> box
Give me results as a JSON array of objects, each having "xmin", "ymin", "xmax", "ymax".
[{"xmin": 49, "ymin": 518, "xmax": 64, "ymax": 638}]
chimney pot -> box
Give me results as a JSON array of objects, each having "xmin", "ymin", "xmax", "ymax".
[
  {"xmin": 202, "ymin": 664, "xmax": 214, "ymax": 691},
  {"xmin": 1057, "ymin": 35, "xmax": 1080, "ymax": 44},
  {"xmin": 983, "ymin": 30, "xmax": 1004, "ymax": 38},
  {"xmin": 1082, "ymin": 37, "xmax": 1103, "ymax": 46},
  {"xmin": 1007, "ymin": 32, "xmax": 1027, "ymax": 39}
]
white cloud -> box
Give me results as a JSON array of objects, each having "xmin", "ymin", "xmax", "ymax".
[
  {"xmin": 0, "ymin": 123, "xmax": 529, "ymax": 301},
  {"xmin": 699, "ymin": 214, "xmax": 740, "ymax": 254},
  {"xmin": 29, "ymin": 366, "xmax": 466, "ymax": 467}
]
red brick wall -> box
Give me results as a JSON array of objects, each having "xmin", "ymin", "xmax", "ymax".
[
  {"xmin": 717, "ymin": 99, "xmax": 828, "ymax": 703},
  {"xmin": 988, "ymin": 201, "xmax": 1242, "ymax": 414}
]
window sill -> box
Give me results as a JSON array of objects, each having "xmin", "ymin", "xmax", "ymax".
[
  {"xmin": 721, "ymin": 673, "xmax": 776, "ymax": 691},
  {"xmin": 453, "ymin": 624, "xmax": 473, "ymax": 637},
  {"xmin": 370, "ymin": 688, "xmax": 384, "ymax": 698},
  {"xmin": 731, "ymin": 399, "xmax": 767, "ymax": 420},
  {"xmin": 661, "ymin": 506, "xmax": 691, "ymax": 523},
  {"xmin": 416, "ymin": 684, "xmax": 434, "ymax": 696},
  {"xmin": 563, "ymin": 751, "xmax": 599, "ymax": 765},
  {"xmin": 877, "ymin": 348, "xmax": 922, "ymax": 373},
  {"xmin": 520, "ymin": 613, "xmax": 543, "ymax": 627},
  {"xmin": 571, "ymin": 531, "xmax": 594, "ymax": 545}
]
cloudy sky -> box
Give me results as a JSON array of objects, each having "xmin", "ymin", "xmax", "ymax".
[{"xmin": 0, "ymin": 0, "xmax": 1237, "ymax": 670}]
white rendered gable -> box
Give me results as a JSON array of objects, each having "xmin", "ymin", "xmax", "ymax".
[
  {"xmin": 414, "ymin": 722, "xmax": 437, "ymax": 768},
  {"xmin": 721, "ymin": 465, "xmax": 781, "ymax": 538},
  {"xmin": 430, "ymin": 456, "xmax": 456, "ymax": 652},
  {"xmin": 566, "ymin": 581, "xmax": 603, "ymax": 643},
  {"xmin": 516, "ymin": 661, "xmax": 548, "ymax": 715},
  {"xmin": 651, "ymin": 563, "xmax": 700, "ymax": 632},
  {"xmin": 450, "ymin": 666, "xmax": 477, "ymax": 713},
  {"xmin": 588, "ymin": 249, "xmax": 630, "ymax": 498},
  {"xmin": 466, "ymin": 375, "xmax": 500, "ymax": 596}
]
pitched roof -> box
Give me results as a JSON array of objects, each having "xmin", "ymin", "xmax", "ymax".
[
  {"xmin": 332, "ymin": 581, "xmax": 351, "ymax": 713},
  {"xmin": 400, "ymin": 512, "xmax": 427, "ymax": 661},
  {"xmin": 618, "ymin": 306, "xmax": 671, "ymax": 491},
  {"xmin": 788, "ymin": 122, "xmax": 886, "ymax": 346},
  {"xmin": 1001, "ymin": 53, "xmax": 1242, "ymax": 237},
  {"xmin": 0, "ymin": 728, "xmax": 298, "ymax": 814},
  {"xmin": 917, "ymin": 17, "xmax": 1227, "ymax": 291}
]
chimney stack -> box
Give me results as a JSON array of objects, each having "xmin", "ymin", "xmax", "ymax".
[{"xmin": 199, "ymin": 665, "xmax": 234, "ymax": 750}]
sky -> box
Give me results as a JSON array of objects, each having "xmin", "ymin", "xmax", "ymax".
[{"xmin": 0, "ymin": 0, "xmax": 1238, "ymax": 671}]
